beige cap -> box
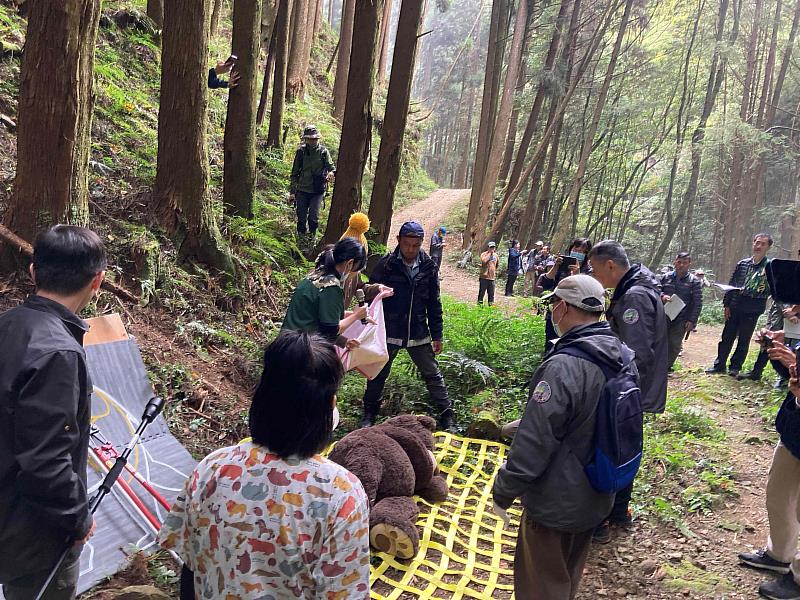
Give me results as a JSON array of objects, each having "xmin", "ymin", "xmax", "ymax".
[{"xmin": 542, "ymin": 274, "xmax": 605, "ymax": 313}]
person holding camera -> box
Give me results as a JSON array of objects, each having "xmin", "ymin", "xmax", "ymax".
[
  {"xmin": 478, "ymin": 241, "xmax": 499, "ymax": 306},
  {"xmin": 660, "ymin": 252, "xmax": 703, "ymax": 370},
  {"xmin": 738, "ymin": 329, "xmax": 800, "ymax": 600},
  {"xmin": 208, "ymin": 56, "xmax": 240, "ymax": 89},
  {"xmin": 738, "ymin": 302, "xmax": 800, "ymax": 386},
  {"xmin": 289, "ymin": 125, "xmax": 336, "ymax": 242},
  {"xmin": 539, "ymin": 238, "xmax": 592, "ymax": 350},
  {"xmin": 706, "ymin": 233, "xmax": 773, "ymax": 377}
]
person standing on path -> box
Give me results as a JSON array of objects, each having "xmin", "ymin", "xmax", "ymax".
[
  {"xmin": 288, "ymin": 125, "xmax": 336, "ymax": 244},
  {"xmin": 478, "ymin": 242, "xmax": 499, "ymax": 306},
  {"xmin": 0, "ymin": 225, "xmax": 106, "ymax": 600},
  {"xmin": 360, "ymin": 221, "xmax": 454, "ymax": 431},
  {"xmin": 738, "ymin": 330, "xmax": 800, "ymax": 600},
  {"xmin": 660, "ymin": 252, "xmax": 702, "ymax": 371},
  {"xmin": 706, "ymin": 233, "xmax": 773, "ymax": 377},
  {"xmin": 492, "ymin": 275, "xmax": 623, "ymax": 600},
  {"xmin": 429, "ymin": 227, "xmax": 446, "ymax": 272},
  {"xmin": 588, "ymin": 240, "xmax": 667, "ymax": 542},
  {"xmin": 505, "ymin": 240, "xmax": 522, "ymax": 297}
]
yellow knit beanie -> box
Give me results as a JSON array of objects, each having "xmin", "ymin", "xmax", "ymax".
[{"xmin": 340, "ymin": 212, "xmax": 370, "ymax": 252}]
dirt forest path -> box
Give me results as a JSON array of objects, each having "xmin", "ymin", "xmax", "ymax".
[{"xmin": 396, "ymin": 188, "xmax": 779, "ymax": 599}]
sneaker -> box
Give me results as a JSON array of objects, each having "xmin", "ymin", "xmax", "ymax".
[
  {"xmin": 705, "ymin": 366, "xmax": 726, "ymax": 374},
  {"xmin": 737, "ymin": 371, "xmax": 762, "ymax": 381},
  {"xmin": 729, "ymin": 369, "xmax": 740, "ymax": 378},
  {"xmin": 739, "ymin": 549, "xmax": 790, "ymax": 574},
  {"xmin": 360, "ymin": 413, "xmax": 376, "ymax": 428},
  {"xmin": 592, "ymin": 520, "xmax": 611, "ymax": 544},
  {"xmin": 759, "ymin": 573, "xmax": 800, "ymax": 599},
  {"xmin": 610, "ymin": 509, "xmax": 633, "ymax": 527}
]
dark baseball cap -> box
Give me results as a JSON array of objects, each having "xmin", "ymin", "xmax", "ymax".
[{"xmin": 399, "ymin": 221, "xmax": 425, "ymax": 238}]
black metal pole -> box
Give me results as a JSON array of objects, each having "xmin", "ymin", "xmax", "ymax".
[{"xmin": 34, "ymin": 397, "xmax": 165, "ymax": 600}]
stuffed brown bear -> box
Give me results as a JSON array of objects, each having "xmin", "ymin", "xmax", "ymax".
[{"xmin": 329, "ymin": 414, "xmax": 449, "ymax": 558}]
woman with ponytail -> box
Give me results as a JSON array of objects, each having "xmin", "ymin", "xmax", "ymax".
[
  {"xmin": 159, "ymin": 330, "xmax": 370, "ymax": 599},
  {"xmin": 282, "ymin": 237, "xmax": 369, "ymax": 347}
]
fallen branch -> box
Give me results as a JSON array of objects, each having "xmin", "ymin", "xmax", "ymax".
[{"xmin": 0, "ymin": 223, "xmax": 139, "ymax": 304}]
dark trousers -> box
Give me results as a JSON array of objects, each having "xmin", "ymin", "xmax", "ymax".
[
  {"xmin": 713, "ymin": 310, "xmax": 761, "ymax": 372},
  {"xmin": 505, "ymin": 271, "xmax": 519, "ymax": 296},
  {"xmin": 609, "ymin": 480, "xmax": 633, "ymax": 522},
  {"xmin": 2, "ymin": 547, "xmax": 82, "ymax": 600},
  {"xmin": 751, "ymin": 337, "xmax": 798, "ymax": 378},
  {"xmin": 478, "ymin": 278, "xmax": 495, "ymax": 305},
  {"xmin": 432, "ymin": 253, "xmax": 443, "ymax": 271},
  {"xmin": 295, "ymin": 191, "xmax": 323, "ymax": 235},
  {"xmin": 514, "ymin": 513, "xmax": 593, "ymax": 600},
  {"xmin": 363, "ymin": 343, "xmax": 450, "ymax": 418},
  {"xmin": 667, "ymin": 319, "xmax": 687, "ymax": 369}
]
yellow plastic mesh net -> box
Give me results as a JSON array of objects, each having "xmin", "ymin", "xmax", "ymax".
[{"xmin": 369, "ymin": 433, "xmax": 520, "ymax": 600}]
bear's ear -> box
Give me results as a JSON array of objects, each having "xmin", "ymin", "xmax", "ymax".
[{"xmin": 418, "ymin": 415, "xmax": 436, "ymax": 431}]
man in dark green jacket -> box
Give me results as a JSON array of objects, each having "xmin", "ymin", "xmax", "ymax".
[{"xmin": 289, "ymin": 125, "xmax": 336, "ymax": 240}]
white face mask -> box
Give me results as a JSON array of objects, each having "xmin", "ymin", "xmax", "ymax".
[
  {"xmin": 552, "ymin": 301, "xmax": 565, "ymax": 338},
  {"xmin": 332, "ymin": 406, "xmax": 340, "ymax": 431}
]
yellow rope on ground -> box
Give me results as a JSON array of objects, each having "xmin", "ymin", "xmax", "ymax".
[{"xmin": 369, "ymin": 433, "xmax": 520, "ymax": 600}]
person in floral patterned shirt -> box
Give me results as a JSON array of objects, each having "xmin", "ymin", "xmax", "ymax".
[{"xmin": 158, "ymin": 331, "xmax": 370, "ymax": 599}]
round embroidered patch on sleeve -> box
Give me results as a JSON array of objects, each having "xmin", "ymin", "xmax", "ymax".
[
  {"xmin": 532, "ymin": 381, "xmax": 552, "ymax": 403},
  {"xmin": 622, "ymin": 308, "xmax": 639, "ymax": 324}
]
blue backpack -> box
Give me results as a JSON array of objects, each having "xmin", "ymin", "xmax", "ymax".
[{"xmin": 557, "ymin": 344, "xmax": 644, "ymax": 493}]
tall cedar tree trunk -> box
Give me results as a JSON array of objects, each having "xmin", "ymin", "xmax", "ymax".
[
  {"xmin": 257, "ymin": 22, "xmax": 278, "ymax": 125},
  {"xmin": 211, "ymin": 0, "xmax": 224, "ymax": 34},
  {"xmin": 2, "ymin": 0, "xmax": 100, "ymax": 269},
  {"xmin": 155, "ymin": 0, "xmax": 234, "ymax": 274},
  {"xmin": 321, "ymin": 0, "xmax": 384, "ymax": 247},
  {"xmin": 498, "ymin": 49, "xmax": 528, "ymax": 184},
  {"xmin": 286, "ymin": 0, "xmax": 310, "ymax": 101},
  {"xmin": 223, "ymin": 0, "xmax": 263, "ymax": 218},
  {"xmin": 365, "ymin": 0, "xmax": 424, "ymax": 245},
  {"xmin": 504, "ymin": 0, "xmax": 572, "ymax": 207},
  {"xmin": 463, "ymin": 0, "xmax": 508, "ymax": 248},
  {"xmin": 482, "ymin": 0, "xmax": 615, "ymax": 245},
  {"xmin": 375, "ymin": 0, "xmax": 394, "ymax": 84},
  {"xmin": 649, "ymin": 0, "xmax": 737, "ymax": 266},
  {"xmin": 473, "ymin": 0, "xmax": 529, "ymax": 245},
  {"xmin": 147, "ymin": 0, "xmax": 163, "ymax": 28},
  {"xmin": 550, "ymin": 0, "xmax": 634, "ymax": 251},
  {"xmin": 267, "ymin": 0, "xmax": 291, "ymax": 147},
  {"xmin": 332, "ymin": 0, "xmax": 356, "ymax": 120}
]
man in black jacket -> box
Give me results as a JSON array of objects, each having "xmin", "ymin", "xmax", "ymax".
[
  {"xmin": 589, "ymin": 240, "xmax": 668, "ymax": 541},
  {"xmin": 660, "ymin": 252, "xmax": 703, "ymax": 370},
  {"xmin": 0, "ymin": 225, "xmax": 106, "ymax": 600},
  {"xmin": 361, "ymin": 221, "xmax": 454, "ymax": 430},
  {"xmin": 706, "ymin": 232, "xmax": 773, "ymax": 377}
]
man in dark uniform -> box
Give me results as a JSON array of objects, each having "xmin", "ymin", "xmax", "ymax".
[{"xmin": 660, "ymin": 252, "xmax": 703, "ymax": 370}]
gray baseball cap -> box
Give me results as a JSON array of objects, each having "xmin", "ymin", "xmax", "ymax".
[{"xmin": 541, "ymin": 274, "xmax": 605, "ymax": 313}]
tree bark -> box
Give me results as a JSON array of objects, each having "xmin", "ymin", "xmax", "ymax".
[
  {"xmin": 286, "ymin": 0, "xmax": 310, "ymax": 101},
  {"xmin": 223, "ymin": 0, "xmax": 262, "ymax": 219},
  {"xmin": 147, "ymin": 0, "xmax": 163, "ymax": 28},
  {"xmin": 369, "ymin": 0, "xmax": 423, "ymax": 245},
  {"xmin": 321, "ymin": 0, "xmax": 384, "ymax": 247},
  {"xmin": 211, "ymin": 0, "xmax": 224, "ymax": 35},
  {"xmin": 463, "ymin": 0, "xmax": 508, "ymax": 248},
  {"xmin": 256, "ymin": 22, "xmax": 278, "ymax": 125},
  {"xmin": 472, "ymin": 0, "xmax": 529, "ymax": 245},
  {"xmin": 267, "ymin": 0, "xmax": 291, "ymax": 147},
  {"xmin": 332, "ymin": 0, "xmax": 356, "ymax": 120},
  {"xmin": 550, "ymin": 0, "xmax": 634, "ymax": 252},
  {"xmin": 375, "ymin": 0, "xmax": 394, "ymax": 85},
  {"xmin": 2, "ymin": 0, "xmax": 100, "ymax": 269},
  {"xmin": 155, "ymin": 0, "xmax": 234, "ymax": 274}
]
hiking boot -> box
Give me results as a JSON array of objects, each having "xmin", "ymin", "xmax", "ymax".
[
  {"xmin": 739, "ymin": 549, "xmax": 791, "ymax": 574},
  {"xmin": 759, "ymin": 573, "xmax": 800, "ymax": 600},
  {"xmin": 438, "ymin": 409, "xmax": 457, "ymax": 433},
  {"xmin": 729, "ymin": 369, "xmax": 741, "ymax": 378},
  {"xmin": 610, "ymin": 509, "xmax": 633, "ymax": 527},
  {"xmin": 360, "ymin": 412, "xmax": 376, "ymax": 428},
  {"xmin": 737, "ymin": 371, "xmax": 762, "ymax": 382},
  {"xmin": 592, "ymin": 521, "xmax": 611, "ymax": 545},
  {"xmin": 705, "ymin": 366, "xmax": 726, "ymax": 375}
]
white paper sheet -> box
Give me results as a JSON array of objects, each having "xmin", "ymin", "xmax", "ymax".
[{"xmin": 664, "ymin": 295, "xmax": 686, "ymax": 321}]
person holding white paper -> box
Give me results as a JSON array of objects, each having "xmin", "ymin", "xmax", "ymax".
[{"xmin": 660, "ymin": 252, "xmax": 703, "ymax": 370}]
